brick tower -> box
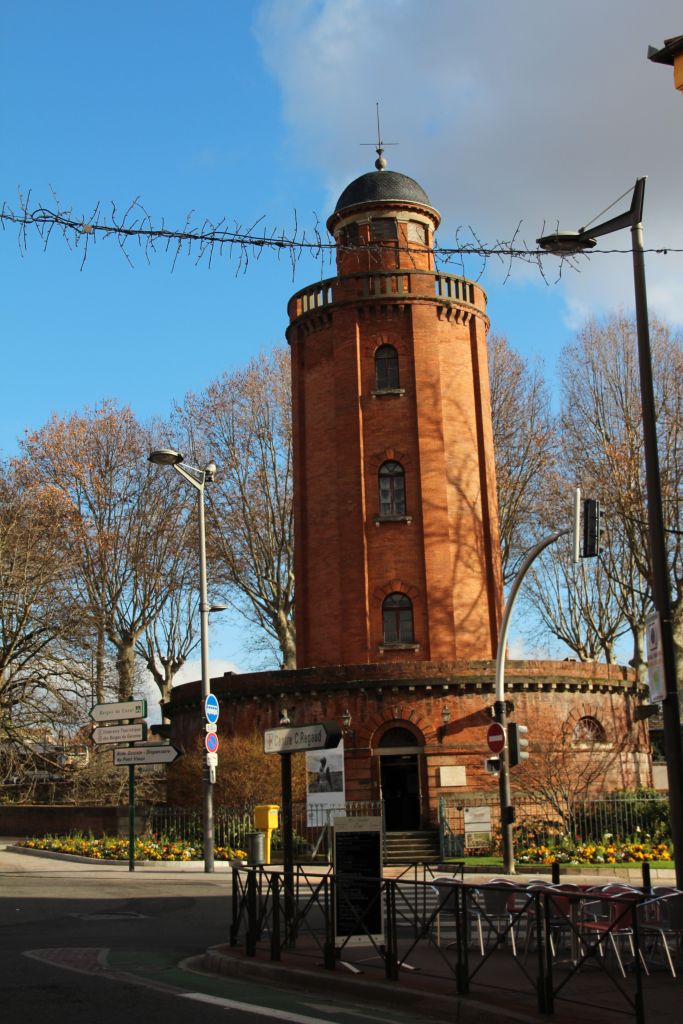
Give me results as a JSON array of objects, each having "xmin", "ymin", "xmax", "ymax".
[
  {"xmin": 169, "ymin": 156, "xmax": 648, "ymax": 833},
  {"xmin": 287, "ymin": 155, "xmax": 504, "ymax": 668}
]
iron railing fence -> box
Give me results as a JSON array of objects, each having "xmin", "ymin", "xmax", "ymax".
[
  {"xmin": 227, "ymin": 867, "xmax": 662, "ymax": 1023},
  {"xmin": 149, "ymin": 800, "xmax": 382, "ymax": 859},
  {"xmin": 439, "ymin": 792, "xmax": 671, "ymax": 857}
]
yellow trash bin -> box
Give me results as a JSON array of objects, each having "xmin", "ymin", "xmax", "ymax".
[{"xmin": 254, "ymin": 804, "xmax": 280, "ymax": 864}]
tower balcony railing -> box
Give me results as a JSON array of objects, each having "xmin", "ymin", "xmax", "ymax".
[{"xmin": 290, "ymin": 270, "xmax": 482, "ymax": 320}]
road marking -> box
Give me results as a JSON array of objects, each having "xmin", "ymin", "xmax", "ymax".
[
  {"xmin": 180, "ymin": 991, "xmax": 343, "ymax": 1023},
  {"xmin": 302, "ymin": 1006, "xmax": 402, "ymax": 1024}
]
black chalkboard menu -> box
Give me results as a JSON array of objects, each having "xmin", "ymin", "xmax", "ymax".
[{"xmin": 333, "ymin": 817, "xmax": 384, "ymax": 944}]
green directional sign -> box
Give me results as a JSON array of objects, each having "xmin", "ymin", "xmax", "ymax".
[{"xmin": 90, "ymin": 699, "xmax": 147, "ymax": 723}]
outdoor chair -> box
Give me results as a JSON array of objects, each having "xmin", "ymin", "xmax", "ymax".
[
  {"xmin": 429, "ymin": 877, "xmax": 463, "ymax": 948},
  {"xmin": 468, "ymin": 882, "xmax": 520, "ymax": 956},
  {"xmin": 522, "ymin": 884, "xmax": 583, "ymax": 961},
  {"xmin": 638, "ymin": 892, "xmax": 683, "ymax": 978},
  {"xmin": 579, "ymin": 890, "xmax": 649, "ymax": 978}
]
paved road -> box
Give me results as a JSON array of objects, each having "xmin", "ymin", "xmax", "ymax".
[{"xmin": 0, "ymin": 844, "xmax": 438, "ymax": 1024}]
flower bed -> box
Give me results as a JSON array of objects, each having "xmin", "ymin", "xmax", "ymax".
[
  {"xmin": 517, "ymin": 840, "xmax": 672, "ymax": 865},
  {"xmin": 18, "ymin": 833, "xmax": 246, "ymax": 862}
]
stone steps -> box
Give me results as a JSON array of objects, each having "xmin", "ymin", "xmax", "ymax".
[{"xmin": 384, "ymin": 829, "xmax": 441, "ymax": 865}]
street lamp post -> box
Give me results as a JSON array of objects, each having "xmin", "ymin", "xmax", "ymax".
[
  {"xmin": 149, "ymin": 448, "xmax": 217, "ymax": 873},
  {"xmin": 538, "ymin": 178, "xmax": 683, "ymax": 888}
]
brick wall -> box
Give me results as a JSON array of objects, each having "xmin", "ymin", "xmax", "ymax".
[{"xmin": 168, "ymin": 660, "xmax": 649, "ymax": 824}]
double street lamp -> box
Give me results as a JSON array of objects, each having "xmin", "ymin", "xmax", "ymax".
[
  {"xmin": 149, "ymin": 448, "xmax": 217, "ymax": 873},
  {"xmin": 537, "ymin": 178, "xmax": 683, "ymax": 888}
]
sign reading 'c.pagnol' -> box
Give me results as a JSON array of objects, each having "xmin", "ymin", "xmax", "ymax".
[{"xmin": 263, "ymin": 721, "xmax": 342, "ymax": 754}]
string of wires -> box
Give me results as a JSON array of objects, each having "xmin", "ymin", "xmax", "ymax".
[{"xmin": 1, "ymin": 192, "xmax": 680, "ymax": 276}]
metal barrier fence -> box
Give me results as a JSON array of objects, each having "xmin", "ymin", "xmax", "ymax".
[
  {"xmin": 149, "ymin": 801, "xmax": 382, "ymax": 859},
  {"xmin": 151, "ymin": 792, "xmax": 670, "ymax": 860},
  {"xmin": 440, "ymin": 791, "xmax": 671, "ymax": 856},
  {"xmin": 228, "ymin": 866, "xmax": 679, "ymax": 1023}
]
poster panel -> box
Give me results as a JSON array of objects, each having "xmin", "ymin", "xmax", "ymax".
[{"xmin": 306, "ymin": 738, "xmax": 345, "ymax": 826}]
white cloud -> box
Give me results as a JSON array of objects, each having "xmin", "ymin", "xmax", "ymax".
[
  {"xmin": 141, "ymin": 659, "xmax": 241, "ymax": 723},
  {"xmin": 255, "ymin": 0, "xmax": 683, "ymax": 326}
]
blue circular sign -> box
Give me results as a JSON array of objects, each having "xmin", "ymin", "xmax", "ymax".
[
  {"xmin": 205, "ymin": 731, "xmax": 219, "ymax": 753},
  {"xmin": 205, "ymin": 693, "xmax": 220, "ymax": 724}
]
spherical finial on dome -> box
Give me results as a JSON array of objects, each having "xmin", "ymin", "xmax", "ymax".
[{"xmin": 374, "ymin": 147, "xmax": 387, "ymax": 171}]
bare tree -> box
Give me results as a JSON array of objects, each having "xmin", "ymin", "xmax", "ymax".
[
  {"xmin": 20, "ymin": 402, "xmax": 196, "ymax": 700},
  {"xmin": 0, "ymin": 462, "xmax": 90, "ymax": 782},
  {"xmin": 558, "ymin": 316, "xmax": 683, "ymax": 690},
  {"xmin": 135, "ymin": 581, "xmax": 200, "ymax": 722},
  {"xmin": 522, "ymin": 469, "xmax": 629, "ymax": 662},
  {"xmin": 513, "ymin": 717, "xmax": 630, "ymax": 836},
  {"xmin": 488, "ymin": 335, "xmax": 556, "ymax": 586},
  {"xmin": 181, "ymin": 349, "xmax": 296, "ymax": 668}
]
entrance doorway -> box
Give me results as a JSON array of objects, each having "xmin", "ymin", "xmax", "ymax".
[{"xmin": 379, "ymin": 727, "xmax": 421, "ymax": 831}]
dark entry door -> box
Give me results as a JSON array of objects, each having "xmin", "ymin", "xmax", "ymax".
[{"xmin": 381, "ymin": 754, "xmax": 420, "ymax": 831}]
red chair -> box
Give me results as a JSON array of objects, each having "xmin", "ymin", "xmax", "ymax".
[
  {"xmin": 579, "ymin": 890, "xmax": 649, "ymax": 978},
  {"xmin": 638, "ymin": 892, "xmax": 683, "ymax": 978}
]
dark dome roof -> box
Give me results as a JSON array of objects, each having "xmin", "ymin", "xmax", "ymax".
[{"xmin": 334, "ymin": 170, "xmax": 432, "ymax": 213}]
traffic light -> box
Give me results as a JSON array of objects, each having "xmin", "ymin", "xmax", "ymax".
[
  {"xmin": 484, "ymin": 757, "xmax": 501, "ymax": 774},
  {"xmin": 582, "ymin": 499, "xmax": 602, "ymax": 557},
  {"xmin": 508, "ymin": 723, "xmax": 529, "ymax": 767}
]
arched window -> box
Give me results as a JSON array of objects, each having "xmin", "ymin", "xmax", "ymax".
[
  {"xmin": 382, "ymin": 593, "xmax": 414, "ymax": 644},
  {"xmin": 379, "ymin": 461, "xmax": 406, "ymax": 517},
  {"xmin": 572, "ymin": 716, "xmax": 607, "ymax": 745},
  {"xmin": 379, "ymin": 727, "xmax": 418, "ymax": 747},
  {"xmin": 375, "ymin": 344, "xmax": 399, "ymax": 391}
]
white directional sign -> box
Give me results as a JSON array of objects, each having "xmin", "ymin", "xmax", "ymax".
[
  {"xmin": 90, "ymin": 699, "xmax": 147, "ymax": 723},
  {"xmin": 93, "ymin": 722, "xmax": 146, "ymax": 745},
  {"xmin": 264, "ymin": 721, "xmax": 342, "ymax": 754},
  {"xmin": 113, "ymin": 744, "xmax": 181, "ymax": 766}
]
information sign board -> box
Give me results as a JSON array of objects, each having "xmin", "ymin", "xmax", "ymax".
[
  {"xmin": 333, "ymin": 816, "xmax": 384, "ymax": 946},
  {"xmin": 646, "ymin": 610, "xmax": 666, "ymax": 703}
]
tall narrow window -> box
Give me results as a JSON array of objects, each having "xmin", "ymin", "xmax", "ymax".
[
  {"xmin": 379, "ymin": 461, "xmax": 406, "ymax": 517},
  {"xmin": 382, "ymin": 593, "xmax": 414, "ymax": 644},
  {"xmin": 375, "ymin": 344, "xmax": 399, "ymax": 391}
]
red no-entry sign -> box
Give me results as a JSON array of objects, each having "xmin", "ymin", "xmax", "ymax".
[{"xmin": 487, "ymin": 722, "xmax": 506, "ymax": 754}]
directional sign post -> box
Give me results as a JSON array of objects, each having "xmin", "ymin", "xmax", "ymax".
[
  {"xmin": 92, "ymin": 722, "xmax": 147, "ymax": 745},
  {"xmin": 113, "ymin": 745, "xmax": 182, "ymax": 766},
  {"xmin": 90, "ymin": 699, "xmax": 147, "ymax": 723},
  {"xmin": 263, "ymin": 721, "xmax": 342, "ymax": 755},
  {"xmin": 263, "ymin": 719, "xmax": 342, "ymax": 939}
]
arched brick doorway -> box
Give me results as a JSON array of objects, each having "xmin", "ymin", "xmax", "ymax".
[{"xmin": 379, "ymin": 726, "xmax": 421, "ymax": 831}]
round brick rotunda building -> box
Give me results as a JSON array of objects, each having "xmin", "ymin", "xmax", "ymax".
[{"xmin": 169, "ymin": 158, "xmax": 650, "ymax": 832}]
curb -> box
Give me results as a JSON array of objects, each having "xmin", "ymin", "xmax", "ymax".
[
  {"xmin": 5, "ymin": 845, "xmax": 231, "ymax": 868},
  {"xmin": 200, "ymin": 944, "xmax": 543, "ymax": 1024}
]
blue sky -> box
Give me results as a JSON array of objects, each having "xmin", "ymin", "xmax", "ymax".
[{"xmin": 2, "ymin": 1, "xmax": 682, "ymax": 676}]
